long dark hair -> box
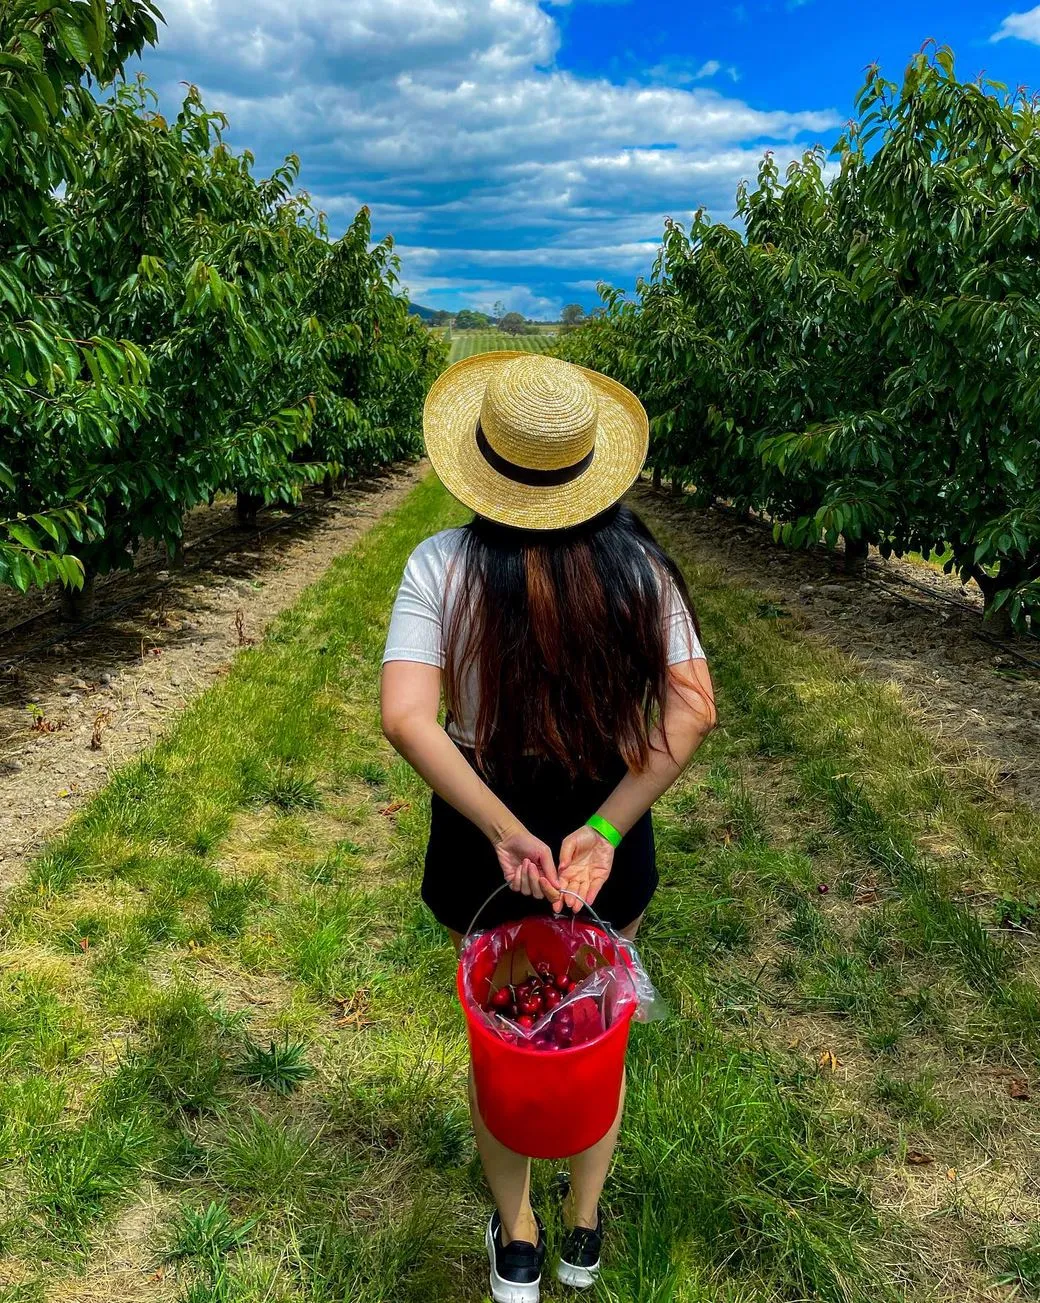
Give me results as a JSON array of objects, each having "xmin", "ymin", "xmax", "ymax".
[{"xmin": 443, "ymin": 503, "xmax": 713, "ymax": 781}]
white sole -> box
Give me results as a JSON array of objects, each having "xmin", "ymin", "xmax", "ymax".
[
  {"xmin": 486, "ymin": 1218, "xmax": 541, "ymax": 1303},
  {"xmin": 557, "ymin": 1258, "xmax": 600, "ymax": 1289}
]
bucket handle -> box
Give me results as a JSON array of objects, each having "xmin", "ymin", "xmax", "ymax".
[{"xmin": 462, "ymin": 880, "xmax": 623, "ymax": 948}]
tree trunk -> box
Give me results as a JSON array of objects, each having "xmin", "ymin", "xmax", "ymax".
[
  {"xmin": 322, "ymin": 473, "xmax": 335, "ymax": 499},
  {"xmin": 236, "ymin": 490, "xmax": 263, "ymax": 528},
  {"xmin": 984, "ymin": 602, "xmax": 1016, "ymax": 638},
  {"xmin": 973, "ymin": 557, "xmax": 1028, "ymax": 638},
  {"xmin": 652, "ymin": 466, "xmax": 662, "ymax": 491},
  {"xmin": 60, "ymin": 568, "xmax": 96, "ymax": 622},
  {"xmin": 842, "ymin": 534, "xmax": 869, "ymax": 577},
  {"xmin": 670, "ymin": 475, "xmax": 683, "ymax": 496}
]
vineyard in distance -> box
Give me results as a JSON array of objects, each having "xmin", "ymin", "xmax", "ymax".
[
  {"xmin": 1, "ymin": 7, "xmax": 1040, "ymax": 1303},
  {"xmin": 447, "ymin": 332, "xmax": 557, "ymax": 362}
]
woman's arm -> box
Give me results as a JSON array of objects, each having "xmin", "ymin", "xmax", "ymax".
[
  {"xmin": 558, "ymin": 657, "xmax": 716, "ymax": 911},
  {"xmin": 380, "ymin": 659, "xmax": 563, "ymax": 905}
]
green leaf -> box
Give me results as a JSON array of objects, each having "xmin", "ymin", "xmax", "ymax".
[
  {"xmin": 5, "ymin": 523, "xmax": 41, "ymax": 552},
  {"xmin": 55, "ymin": 15, "xmax": 93, "ymax": 66}
]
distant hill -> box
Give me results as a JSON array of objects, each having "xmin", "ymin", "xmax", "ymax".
[{"xmin": 406, "ymin": 302, "xmax": 438, "ymax": 321}]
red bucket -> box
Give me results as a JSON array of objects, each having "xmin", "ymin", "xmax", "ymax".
[{"xmin": 457, "ymin": 912, "xmax": 635, "ymax": 1159}]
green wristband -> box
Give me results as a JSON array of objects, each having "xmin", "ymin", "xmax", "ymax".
[{"xmin": 586, "ymin": 813, "xmax": 622, "ymax": 849}]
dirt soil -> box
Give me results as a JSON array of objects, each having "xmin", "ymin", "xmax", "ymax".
[
  {"xmin": 0, "ymin": 464, "xmax": 425, "ymax": 896},
  {"xmin": 633, "ymin": 483, "xmax": 1040, "ymax": 811}
]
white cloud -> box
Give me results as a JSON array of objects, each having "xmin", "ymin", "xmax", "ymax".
[
  {"xmin": 142, "ymin": 0, "xmax": 839, "ymax": 306},
  {"xmin": 398, "ymin": 274, "xmax": 563, "ymax": 317},
  {"xmin": 992, "ymin": 5, "xmax": 1040, "ymax": 41},
  {"xmin": 646, "ymin": 56, "xmax": 741, "ymax": 86}
]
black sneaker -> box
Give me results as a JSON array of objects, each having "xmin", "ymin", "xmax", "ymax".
[
  {"xmin": 485, "ymin": 1209, "xmax": 546, "ymax": 1303},
  {"xmin": 556, "ymin": 1182, "xmax": 603, "ymax": 1290}
]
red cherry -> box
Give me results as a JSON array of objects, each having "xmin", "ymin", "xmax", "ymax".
[
  {"xmin": 544, "ymin": 988, "xmax": 562, "ymax": 1009},
  {"xmin": 516, "ymin": 1014, "xmax": 535, "ymax": 1030},
  {"xmin": 490, "ymin": 988, "xmax": 512, "ymax": 1009},
  {"xmin": 554, "ymin": 975, "xmax": 573, "ymax": 993}
]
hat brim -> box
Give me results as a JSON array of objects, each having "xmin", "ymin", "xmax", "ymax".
[{"xmin": 423, "ymin": 351, "xmax": 649, "ymax": 531}]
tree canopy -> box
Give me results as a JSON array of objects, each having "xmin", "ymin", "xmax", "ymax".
[
  {"xmin": 556, "ymin": 46, "xmax": 1040, "ymax": 631},
  {"xmin": 0, "ymin": 0, "xmax": 444, "ymax": 597}
]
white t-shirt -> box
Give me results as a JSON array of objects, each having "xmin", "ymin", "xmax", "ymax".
[{"xmin": 383, "ymin": 527, "xmax": 706, "ymax": 747}]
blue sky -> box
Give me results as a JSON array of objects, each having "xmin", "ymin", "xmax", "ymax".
[{"xmin": 135, "ymin": 1, "xmax": 1040, "ymax": 318}]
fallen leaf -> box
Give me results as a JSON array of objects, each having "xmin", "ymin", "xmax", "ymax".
[
  {"xmin": 818, "ymin": 1049, "xmax": 840, "ymax": 1073},
  {"xmin": 77, "ymin": 937, "xmax": 89, "ymax": 953},
  {"xmin": 946, "ymin": 1168, "xmax": 957, "ymax": 1182},
  {"xmin": 854, "ymin": 889, "xmax": 880, "ymax": 905},
  {"xmin": 333, "ymin": 989, "xmax": 374, "ymax": 1029},
  {"xmin": 89, "ymin": 708, "xmax": 113, "ymax": 751},
  {"xmin": 1009, "ymin": 1078, "xmax": 1031, "ymax": 1101},
  {"xmin": 379, "ymin": 800, "xmax": 409, "ymax": 817},
  {"xmin": 905, "ymin": 1151, "xmax": 933, "ymax": 1165}
]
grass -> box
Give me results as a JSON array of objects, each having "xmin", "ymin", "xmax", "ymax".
[
  {"xmin": 0, "ymin": 472, "xmax": 1036, "ymax": 1300},
  {"xmin": 448, "ymin": 331, "xmax": 556, "ymax": 362}
]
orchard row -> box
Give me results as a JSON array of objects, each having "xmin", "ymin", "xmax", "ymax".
[
  {"xmin": 556, "ymin": 47, "xmax": 1040, "ymax": 632},
  {"xmin": 1, "ymin": 0, "xmax": 445, "ymax": 602}
]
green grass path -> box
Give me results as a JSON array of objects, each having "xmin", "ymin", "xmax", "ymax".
[{"xmin": 0, "ymin": 474, "xmax": 1037, "ymax": 1302}]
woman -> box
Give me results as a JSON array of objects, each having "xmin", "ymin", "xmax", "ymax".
[{"xmin": 381, "ymin": 352, "xmax": 716, "ymax": 1302}]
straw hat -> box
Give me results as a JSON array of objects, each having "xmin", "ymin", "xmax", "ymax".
[{"xmin": 423, "ymin": 351, "xmax": 649, "ymax": 530}]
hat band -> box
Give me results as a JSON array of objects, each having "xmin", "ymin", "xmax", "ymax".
[{"xmin": 476, "ymin": 422, "xmax": 594, "ymax": 487}]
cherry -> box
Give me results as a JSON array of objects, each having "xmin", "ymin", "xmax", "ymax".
[
  {"xmin": 516, "ymin": 1014, "xmax": 535, "ymax": 1030},
  {"xmin": 544, "ymin": 988, "xmax": 562, "ymax": 1010},
  {"xmin": 554, "ymin": 974, "xmax": 573, "ymax": 993},
  {"xmin": 490, "ymin": 988, "xmax": 512, "ymax": 1010}
]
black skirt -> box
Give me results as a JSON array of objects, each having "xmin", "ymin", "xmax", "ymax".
[{"xmin": 422, "ymin": 745, "xmax": 657, "ymax": 936}]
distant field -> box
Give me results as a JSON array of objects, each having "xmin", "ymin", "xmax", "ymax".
[{"xmin": 449, "ymin": 331, "xmax": 556, "ymax": 362}]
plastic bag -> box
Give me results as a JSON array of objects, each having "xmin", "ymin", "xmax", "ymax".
[{"xmin": 460, "ymin": 914, "xmax": 668, "ymax": 1048}]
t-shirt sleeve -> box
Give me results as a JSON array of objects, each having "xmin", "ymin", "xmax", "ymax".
[
  {"xmin": 382, "ymin": 539, "xmax": 446, "ymax": 668},
  {"xmin": 662, "ymin": 571, "xmax": 706, "ymax": 665}
]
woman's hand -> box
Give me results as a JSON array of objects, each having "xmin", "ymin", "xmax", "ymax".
[
  {"xmin": 558, "ymin": 824, "xmax": 614, "ymax": 913},
  {"xmin": 494, "ymin": 827, "xmax": 563, "ymax": 907}
]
